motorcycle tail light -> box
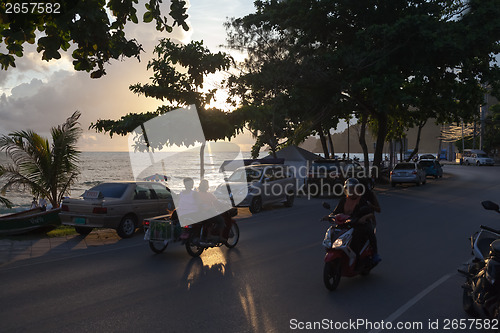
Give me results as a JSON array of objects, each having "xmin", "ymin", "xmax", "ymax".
[
  {"xmin": 412, "ymin": 171, "xmax": 417, "ymax": 174},
  {"xmin": 143, "ymin": 220, "xmax": 150, "ymax": 226}
]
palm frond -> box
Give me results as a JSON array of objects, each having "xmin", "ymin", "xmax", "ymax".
[
  {"xmin": 0, "ymin": 111, "xmax": 82, "ymax": 208},
  {"xmin": 0, "ymin": 195, "xmax": 12, "ymax": 208}
]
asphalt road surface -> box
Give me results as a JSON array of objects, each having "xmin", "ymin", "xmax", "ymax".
[{"xmin": 1, "ymin": 164, "xmax": 500, "ymax": 333}]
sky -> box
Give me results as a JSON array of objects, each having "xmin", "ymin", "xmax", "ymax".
[{"xmin": 0, "ymin": 0, "xmax": 257, "ymax": 152}]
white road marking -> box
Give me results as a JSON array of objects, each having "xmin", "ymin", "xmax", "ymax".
[{"xmin": 368, "ymin": 272, "xmax": 454, "ymax": 333}]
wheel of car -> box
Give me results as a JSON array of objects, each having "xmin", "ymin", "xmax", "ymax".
[
  {"xmin": 117, "ymin": 214, "xmax": 137, "ymax": 238},
  {"xmin": 284, "ymin": 193, "xmax": 295, "ymax": 207},
  {"xmin": 476, "ymin": 161, "xmax": 480, "ymax": 166},
  {"xmin": 249, "ymin": 196, "xmax": 262, "ymax": 214},
  {"xmin": 75, "ymin": 226, "xmax": 93, "ymax": 235}
]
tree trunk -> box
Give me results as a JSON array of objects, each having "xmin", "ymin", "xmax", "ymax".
[
  {"xmin": 327, "ymin": 130, "xmax": 335, "ymax": 158},
  {"xmin": 317, "ymin": 125, "xmax": 330, "ymax": 158},
  {"xmin": 372, "ymin": 112, "xmax": 388, "ymax": 174},
  {"xmin": 407, "ymin": 120, "xmax": 427, "ymax": 161},
  {"xmin": 200, "ymin": 142, "xmax": 206, "ymax": 180},
  {"xmin": 358, "ymin": 114, "xmax": 370, "ymax": 170}
]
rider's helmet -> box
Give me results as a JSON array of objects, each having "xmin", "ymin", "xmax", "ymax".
[{"xmin": 343, "ymin": 178, "xmax": 361, "ymax": 197}]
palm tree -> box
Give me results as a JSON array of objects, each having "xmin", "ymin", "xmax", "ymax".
[
  {"xmin": 0, "ymin": 195, "xmax": 12, "ymax": 208},
  {"xmin": 0, "ymin": 111, "xmax": 82, "ymax": 209}
]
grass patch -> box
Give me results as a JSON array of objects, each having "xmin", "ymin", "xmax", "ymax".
[
  {"xmin": 0, "ymin": 225, "xmax": 77, "ymax": 240},
  {"xmin": 46, "ymin": 225, "xmax": 77, "ymax": 238}
]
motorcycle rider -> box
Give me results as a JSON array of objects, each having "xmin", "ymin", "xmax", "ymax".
[
  {"xmin": 332, "ymin": 178, "xmax": 381, "ymax": 264},
  {"xmin": 197, "ymin": 179, "xmax": 226, "ymax": 241}
]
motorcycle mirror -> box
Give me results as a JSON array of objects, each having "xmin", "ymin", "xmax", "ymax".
[
  {"xmin": 322, "ymin": 202, "xmax": 331, "ymax": 210},
  {"xmin": 481, "ymin": 201, "xmax": 500, "ymax": 212}
]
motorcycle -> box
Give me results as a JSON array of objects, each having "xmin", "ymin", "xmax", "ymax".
[
  {"xmin": 459, "ymin": 200, "xmax": 500, "ymax": 318},
  {"xmin": 144, "ymin": 208, "xmax": 239, "ymax": 257},
  {"xmin": 321, "ymin": 202, "xmax": 378, "ymax": 291}
]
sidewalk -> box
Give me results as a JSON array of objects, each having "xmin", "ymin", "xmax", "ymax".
[
  {"xmin": 0, "ymin": 208, "xmax": 254, "ymax": 267},
  {"xmin": 0, "ymin": 229, "xmax": 122, "ymax": 266}
]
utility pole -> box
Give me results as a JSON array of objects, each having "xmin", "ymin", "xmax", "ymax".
[{"xmin": 480, "ymin": 93, "xmax": 488, "ymax": 151}]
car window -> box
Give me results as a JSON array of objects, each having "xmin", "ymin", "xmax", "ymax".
[
  {"xmin": 229, "ymin": 167, "xmax": 262, "ymax": 182},
  {"xmin": 263, "ymin": 168, "xmax": 276, "ymax": 181},
  {"xmin": 134, "ymin": 184, "xmax": 154, "ymax": 200},
  {"xmin": 150, "ymin": 183, "xmax": 172, "ymax": 200},
  {"xmin": 312, "ymin": 161, "xmax": 340, "ymax": 171},
  {"xmin": 419, "ymin": 161, "xmax": 433, "ymax": 167},
  {"xmin": 394, "ymin": 163, "xmax": 415, "ymax": 170},
  {"xmin": 88, "ymin": 183, "xmax": 128, "ymax": 198}
]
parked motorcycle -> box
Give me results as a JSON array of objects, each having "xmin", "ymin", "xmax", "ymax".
[
  {"xmin": 144, "ymin": 208, "xmax": 239, "ymax": 257},
  {"xmin": 459, "ymin": 200, "xmax": 500, "ymax": 318},
  {"xmin": 321, "ymin": 202, "xmax": 378, "ymax": 291}
]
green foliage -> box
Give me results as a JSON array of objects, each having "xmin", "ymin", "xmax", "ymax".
[
  {"xmin": 0, "ymin": 0, "xmax": 189, "ymax": 78},
  {"xmin": 0, "ymin": 195, "xmax": 12, "ymax": 208},
  {"xmin": 483, "ymin": 104, "xmax": 500, "ymax": 153},
  {"xmin": 0, "ymin": 111, "xmax": 82, "ymax": 208},
  {"xmin": 91, "ymin": 39, "xmax": 242, "ymax": 147},
  {"xmin": 225, "ymin": 0, "xmax": 500, "ymax": 167}
]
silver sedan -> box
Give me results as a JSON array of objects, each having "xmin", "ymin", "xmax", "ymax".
[{"xmin": 390, "ymin": 162, "xmax": 427, "ymax": 187}]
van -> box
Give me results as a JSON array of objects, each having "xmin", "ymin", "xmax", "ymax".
[{"xmin": 462, "ymin": 149, "xmax": 495, "ymax": 166}]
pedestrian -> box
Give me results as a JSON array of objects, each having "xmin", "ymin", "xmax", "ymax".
[{"xmin": 38, "ymin": 197, "xmax": 47, "ymax": 211}]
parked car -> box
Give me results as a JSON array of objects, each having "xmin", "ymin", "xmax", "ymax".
[
  {"xmin": 390, "ymin": 162, "xmax": 426, "ymax": 187},
  {"xmin": 60, "ymin": 181, "xmax": 175, "ymax": 238},
  {"xmin": 215, "ymin": 164, "xmax": 296, "ymax": 214},
  {"xmin": 462, "ymin": 149, "xmax": 495, "ymax": 166},
  {"xmin": 419, "ymin": 154, "xmax": 436, "ymax": 160},
  {"xmin": 418, "ymin": 159, "xmax": 443, "ymax": 178},
  {"xmin": 306, "ymin": 159, "xmax": 373, "ymax": 196}
]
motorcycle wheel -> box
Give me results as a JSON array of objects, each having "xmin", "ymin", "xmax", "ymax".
[
  {"xmin": 323, "ymin": 260, "xmax": 342, "ymax": 291},
  {"xmin": 186, "ymin": 238, "xmax": 204, "ymax": 257},
  {"xmin": 225, "ymin": 223, "xmax": 240, "ymax": 248},
  {"xmin": 149, "ymin": 240, "xmax": 168, "ymax": 254},
  {"xmin": 462, "ymin": 287, "xmax": 478, "ymax": 317}
]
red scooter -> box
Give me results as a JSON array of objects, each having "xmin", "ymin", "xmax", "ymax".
[{"xmin": 321, "ymin": 202, "xmax": 378, "ymax": 291}]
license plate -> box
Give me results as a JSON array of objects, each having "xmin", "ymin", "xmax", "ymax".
[{"xmin": 74, "ymin": 217, "xmax": 86, "ymax": 225}]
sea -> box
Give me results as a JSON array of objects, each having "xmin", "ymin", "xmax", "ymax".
[
  {"xmin": 0, "ymin": 149, "xmax": 407, "ymax": 214},
  {"xmin": 0, "ymin": 150, "xmax": 256, "ymax": 214}
]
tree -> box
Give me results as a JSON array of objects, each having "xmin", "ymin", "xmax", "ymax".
[
  {"xmin": 0, "ymin": 0, "xmax": 189, "ymax": 78},
  {"xmin": 483, "ymin": 103, "xmax": 500, "ymax": 154},
  {"xmin": 224, "ymin": 16, "xmax": 348, "ymax": 158},
  {"xmin": 0, "ymin": 111, "xmax": 82, "ymax": 208},
  {"xmin": 90, "ymin": 39, "xmax": 242, "ymax": 177},
  {"xmin": 226, "ymin": 0, "xmax": 500, "ymax": 172}
]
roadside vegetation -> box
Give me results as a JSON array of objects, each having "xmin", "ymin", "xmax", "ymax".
[{"xmin": 0, "ymin": 111, "xmax": 82, "ymax": 209}]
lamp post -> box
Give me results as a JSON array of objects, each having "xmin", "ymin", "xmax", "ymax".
[{"xmin": 347, "ymin": 118, "xmax": 350, "ymax": 160}]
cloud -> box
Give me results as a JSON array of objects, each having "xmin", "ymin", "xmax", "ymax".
[{"xmin": 0, "ymin": 1, "xmax": 257, "ymax": 151}]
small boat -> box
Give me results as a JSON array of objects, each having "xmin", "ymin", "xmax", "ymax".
[{"xmin": 0, "ymin": 207, "xmax": 62, "ymax": 235}]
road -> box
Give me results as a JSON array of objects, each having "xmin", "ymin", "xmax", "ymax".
[{"xmin": 1, "ymin": 165, "xmax": 500, "ymax": 333}]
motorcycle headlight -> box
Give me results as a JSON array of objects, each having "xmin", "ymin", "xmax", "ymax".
[{"xmin": 332, "ymin": 238, "xmax": 344, "ymax": 248}]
